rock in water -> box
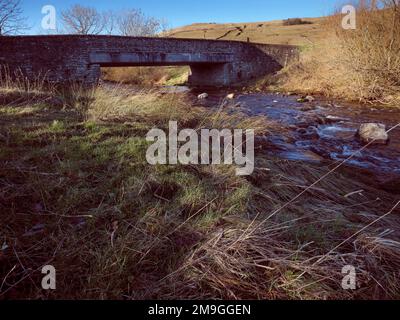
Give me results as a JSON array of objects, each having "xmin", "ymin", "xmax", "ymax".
[
  {"xmin": 325, "ymin": 115, "xmax": 348, "ymax": 124},
  {"xmin": 357, "ymin": 123, "xmax": 389, "ymax": 145},
  {"xmin": 226, "ymin": 93, "xmax": 235, "ymax": 99},
  {"xmin": 297, "ymin": 95, "xmax": 314, "ymax": 103},
  {"xmin": 305, "ymin": 95, "xmax": 315, "ymax": 102},
  {"xmin": 198, "ymin": 93, "xmax": 209, "ymax": 99}
]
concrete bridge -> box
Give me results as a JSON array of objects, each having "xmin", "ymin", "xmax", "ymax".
[{"xmin": 0, "ymin": 35, "xmax": 298, "ymax": 87}]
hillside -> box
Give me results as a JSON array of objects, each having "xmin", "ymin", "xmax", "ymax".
[{"xmin": 166, "ymin": 17, "xmax": 326, "ymax": 46}]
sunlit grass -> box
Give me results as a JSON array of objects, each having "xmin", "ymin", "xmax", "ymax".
[{"xmin": 1, "ymin": 83, "xmax": 399, "ymax": 299}]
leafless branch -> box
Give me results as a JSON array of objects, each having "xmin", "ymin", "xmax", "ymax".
[
  {"xmin": 117, "ymin": 9, "xmax": 165, "ymax": 36},
  {"xmin": 0, "ymin": 0, "xmax": 27, "ymax": 35},
  {"xmin": 61, "ymin": 4, "xmax": 107, "ymax": 35}
]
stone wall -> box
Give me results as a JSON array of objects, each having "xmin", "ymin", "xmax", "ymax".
[{"xmin": 0, "ymin": 35, "xmax": 298, "ymax": 87}]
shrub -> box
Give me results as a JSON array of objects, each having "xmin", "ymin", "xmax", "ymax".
[
  {"xmin": 282, "ymin": 18, "xmax": 313, "ymax": 26},
  {"xmin": 279, "ymin": 1, "xmax": 400, "ymax": 103}
]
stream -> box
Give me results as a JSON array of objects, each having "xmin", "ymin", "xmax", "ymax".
[{"xmin": 188, "ymin": 88, "xmax": 400, "ymax": 183}]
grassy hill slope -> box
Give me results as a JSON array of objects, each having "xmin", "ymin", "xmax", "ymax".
[{"xmin": 166, "ymin": 17, "xmax": 326, "ymax": 46}]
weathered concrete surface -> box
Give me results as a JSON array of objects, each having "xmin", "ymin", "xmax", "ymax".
[{"xmin": 0, "ymin": 35, "xmax": 298, "ymax": 87}]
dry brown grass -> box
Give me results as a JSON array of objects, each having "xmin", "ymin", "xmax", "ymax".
[
  {"xmin": 154, "ymin": 221, "xmax": 400, "ymax": 299},
  {"xmin": 147, "ymin": 160, "xmax": 400, "ymax": 300},
  {"xmin": 0, "ymin": 66, "xmax": 52, "ymax": 94},
  {"xmin": 88, "ymin": 84, "xmax": 270, "ymax": 134},
  {"xmin": 1, "ymin": 81, "xmax": 400, "ymax": 300},
  {"xmin": 277, "ymin": 1, "xmax": 400, "ymax": 103},
  {"xmin": 166, "ymin": 18, "xmax": 326, "ymax": 46},
  {"xmin": 101, "ymin": 66, "xmax": 189, "ymax": 86}
]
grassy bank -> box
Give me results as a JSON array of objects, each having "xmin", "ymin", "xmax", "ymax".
[
  {"xmin": 1, "ymin": 82, "xmax": 400, "ymax": 299},
  {"xmin": 101, "ymin": 66, "xmax": 189, "ymax": 86},
  {"xmin": 273, "ymin": 2, "xmax": 400, "ymax": 104},
  {"xmin": 159, "ymin": 2, "xmax": 400, "ymax": 105}
]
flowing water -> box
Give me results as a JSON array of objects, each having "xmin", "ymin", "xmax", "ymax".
[{"xmin": 189, "ymin": 88, "xmax": 400, "ymax": 180}]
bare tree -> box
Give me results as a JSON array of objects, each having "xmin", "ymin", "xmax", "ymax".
[
  {"xmin": 117, "ymin": 9, "xmax": 165, "ymax": 36},
  {"xmin": 60, "ymin": 5, "xmax": 167, "ymax": 36},
  {"xmin": 61, "ymin": 5, "xmax": 107, "ymax": 35},
  {"xmin": 0, "ymin": 0, "xmax": 26, "ymax": 35},
  {"xmin": 103, "ymin": 10, "xmax": 117, "ymax": 35}
]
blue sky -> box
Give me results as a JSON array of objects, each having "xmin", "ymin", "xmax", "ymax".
[{"xmin": 22, "ymin": 0, "xmax": 339, "ymax": 34}]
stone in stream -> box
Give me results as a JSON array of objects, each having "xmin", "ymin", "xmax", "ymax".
[
  {"xmin": 296, "ymin": 126, "xmax": 320, "ymax": 139},
  {"xmin": 226, "ymin": 93, "xmax": 235, "ymax": 100},
  {"xmin": 296, "ymin": 128, "xmax": 307, "ymax": 135},
  {"xmin": 306, "ymin": 126, "xmax": 320, "ymax": 139},
  {"xmin": 325, "ymin": 115, "xmax": 348, "ymax": 124},
  {"xmin": 357, "ymin": 123, "xmax": 389, "ymax": 145},
  {"xmin": 305, "ymin": 95, "xmax": 315, "ymax": 102},
  {"xmin": 197, "ymin": 93, "xmax": 209, "ymax": 99},
  {"xmin": 297, "ymin": 95, "xmax": 315, "ymax": 103},
  {"xmin": 315, "ymin": 115, "xmax": 346, "ymax": 126}
]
